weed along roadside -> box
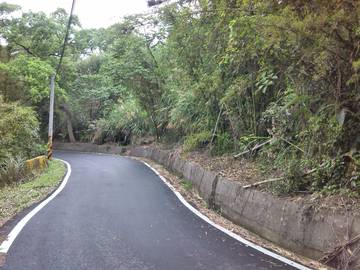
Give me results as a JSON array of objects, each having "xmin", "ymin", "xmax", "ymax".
[{"xmin": 0, "ymin": 159, "xmax": 66, "ymax": 229}]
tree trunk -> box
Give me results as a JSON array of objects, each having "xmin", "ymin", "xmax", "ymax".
[
  {"xmin": 66, "ymin": 116, "xmax": 76, "ymax": 143},
  {"xmin": 61, "ymin": 103, "xmax": 76, "ymax": 143}
]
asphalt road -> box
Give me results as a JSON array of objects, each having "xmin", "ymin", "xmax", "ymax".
[{"xmin": 2, "ymin": 151, "xmax": 302, "ymax": 270}]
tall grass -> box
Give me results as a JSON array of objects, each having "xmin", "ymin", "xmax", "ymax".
[{"xmin": 0, "ymin": 156, "xmax": 25, "ymax": 187}]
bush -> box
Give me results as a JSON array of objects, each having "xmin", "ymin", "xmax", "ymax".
[
  {"xmin": 212, "ymin": 132, "xmax": 234, "ymax": 155},
  {"xmin": 183, "ymin": 131, "xmax": 211, "ymax": 152},
  {"xmin": 0, "ymin": 156, "xmax": 25, "ymax": 187},
  {"xmin": 96, "ymin": 98, "xmax": 150, "ymax": 144},
  {"xmin": 0, "ymin": 97, "xmax": 42, "ymax": 163}
]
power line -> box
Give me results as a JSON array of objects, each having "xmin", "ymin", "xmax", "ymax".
[{"xmin": 55, "ymin": 0, "xmax": 76, "ymax": 78}]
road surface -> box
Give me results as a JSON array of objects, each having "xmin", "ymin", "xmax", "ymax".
[{"xmin": 2, "ymin": 151, "xmax": 304, "ymax": 270}]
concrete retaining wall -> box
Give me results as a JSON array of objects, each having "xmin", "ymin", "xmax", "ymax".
[
  {"xmin": 54, "ymin": 142, "xmax": 126, "ymax": 155},
  {"xmin": 54, "ymin": 143, "xmax": 360, "ymax": 264},
  {"xmin": 128, "ymin": 146, "xmax": 360, "ymax": 263},
  {"xmin": 25, "ymin": 155, "xmax": 48, "ymax": 173}
]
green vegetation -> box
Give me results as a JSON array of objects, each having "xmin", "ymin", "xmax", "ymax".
[
  {"xmin": 0, "ymin": 1, "xmax": 360, "ymax": 195},
  {"xmin": 0, "ymin": 156, "xmax": 25, "ymax": 187},
  {"xmin": 0, "ymin": 97, "xmax": 43, "ymax": 164},
  {"xmin": 0, "ymin": 159, "xmax": 65, "ymax": 225},
  {"xmin": 180, "ymin": 179, "xmax": 193, "ymax": 191},
  {"xmin": 183, "ymin": 131, "xmax": 211, "ymax": 152}
]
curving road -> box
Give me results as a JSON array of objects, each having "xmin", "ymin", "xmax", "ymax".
[{"xmin": 2, "ymin": 151, "xmax": 305, "ymax": 270}]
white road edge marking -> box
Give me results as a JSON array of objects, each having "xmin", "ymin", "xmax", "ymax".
[
  {"xmin": 141, "ymin": 161, "xmax": 312, "ymax": 270},
  {"xmin": 0, "ymin": 158, "xmax": 71, "ymax": 254}
]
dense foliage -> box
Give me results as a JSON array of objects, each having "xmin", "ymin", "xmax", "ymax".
[
  {"xmin": 1, "ymin": 0, "xmax": 360, "ymax": 194},
  {"xmin": 0, "ymin": 96, "xmax": 44, "ymax": 186},
  {"xmin": 0, "ymin": 97, "xmax": 41, "ymax": 162}
]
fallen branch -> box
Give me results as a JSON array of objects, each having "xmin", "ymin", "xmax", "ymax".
[
  {"xmin": 243, "ymin": 177, "xmax": 284, "ymax": 189},
  {"xmin": 320, "ymin": 234, "xmax": 360, "ymax": 266},
  {"xmin": 279, "ymin": 137, "xmax": 305, "ymax": 153},
  {"xmin": 233, "ymin": 139, "xmax": 272, "ymax": 159},
  {"xmin": 243, "ymin": 166, "xmax": 321, "ymax": 189},
  {"xmin": 234, "ymin": 136, "xmax": 304, "ymax": 159}
]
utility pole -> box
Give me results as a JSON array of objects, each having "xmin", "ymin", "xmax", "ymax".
[
  {"xmin": 46, "ymin": 0, "xmax": 75, "ymax": 160},
  {"xmin": 47, "ymin": 74, "xmax": 55, "ymax": 160}
]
